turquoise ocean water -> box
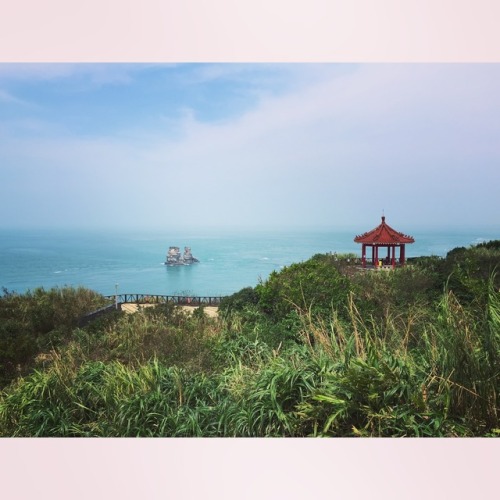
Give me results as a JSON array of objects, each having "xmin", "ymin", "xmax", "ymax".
[{"xmin": 0, "ymin": 227, "xmax": 498, "ymax": 297}]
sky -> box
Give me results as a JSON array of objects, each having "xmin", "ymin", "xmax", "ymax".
[{"xmin": 1, "ymin": 63, "xmax": 499, "ymax": 232}]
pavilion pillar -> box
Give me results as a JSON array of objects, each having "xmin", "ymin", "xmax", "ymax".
[
  {"xmin": 362, "ymin": 244, "xmax": 366, "ymax": 268},
  {"xmin": 391, "ymin": 246, "xmax": 396, "ymax": 268},
  {"xmin": 401, "ymin": 245, "xmax": 405, "ymax": 265}
]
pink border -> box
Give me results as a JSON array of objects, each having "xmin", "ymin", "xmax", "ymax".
[
  {"xmin": 1, "ymin": 439, "xmax": 499, "ymax": 498},
  {"xmin": 1, "ymin": 1, "xmax": 500, "ymax": 62},
  {"xmin": 1, "ymin": 2, "xmax": 499, "ymax": 499}
]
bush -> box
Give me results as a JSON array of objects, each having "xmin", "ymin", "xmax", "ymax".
[
  {"xmin": 0, "ymin": 287, "xmax": 107, "ymax": 387},
  {"xmin": 255, "ymin": 254, "xmax": 352, "ymax": 322},
  {"xmin": 219, "ymin": 287, "xmax": 259, "ymax": 316},
  {"xmin": 443, "ymin": 242, "xmax": 500, "ymax": 306}
]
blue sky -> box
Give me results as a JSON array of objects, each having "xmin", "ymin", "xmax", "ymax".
[{"xmin": 1, "ymin": 63, "xmax": 499, "ymax": 231}]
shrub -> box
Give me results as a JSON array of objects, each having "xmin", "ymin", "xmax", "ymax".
[
  {"xmin": 219, "ymin": 287, "xmax": 259, "ymax": 316},
  {"xmin": 255, "ymin": 254, "xmax": 352, "ymax": 322},
  {"xmin": 0, "ymin": 287, "xmax": 107, "ymax": 387}
]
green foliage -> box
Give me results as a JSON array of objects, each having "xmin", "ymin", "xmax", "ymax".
[
  {"xmin": 430, "ymin": 240, "xmax": 500, "ymax": 305},
  {"xmin": 0, "ymin": 287, "xmax": 107, "ymax": 387},
  {"xmin": 425, "ymin": 282, "xmax": 500, "ymax": 430},
  {"xmin": 0, "ymin": 359, "xmax": 230, "ymax": 437},
  {"xmin": 219, "ymin": 287, "xmax": 259, "ymax": 315},
  {"xmin": 352, "ymin": 264, "xmax": 440, "ymax": 318},
  {"xmin": 255, "ymin": 254, "xmax": 352, "ymax": 321},
  {"xmin": 62, "ymin": 303, "xmax": 218, "ymax": 374},
  {"xmin": 1, "ymin": 242, "xmax": 499, "ymax": 437}
]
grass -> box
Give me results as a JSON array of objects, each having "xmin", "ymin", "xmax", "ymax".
[{"xmin": 0, "ymin": 247, "xmax": 499, "ymax": 437}]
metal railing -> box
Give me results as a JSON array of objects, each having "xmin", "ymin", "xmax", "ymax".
[
  {"xmin": 104, "ymin": 294, "xmax": 225, "ymax": 307},
  {"xmin": 78, "ymin": 303, "xmax": 121, "ymax": 327}
]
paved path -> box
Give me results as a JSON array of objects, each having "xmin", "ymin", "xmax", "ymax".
[{"xmin": 121, "ymin": 303, "xmax": 219, "ymax": 318}]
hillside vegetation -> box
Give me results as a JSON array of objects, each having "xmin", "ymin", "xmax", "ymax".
[{"xmin": 0, "ymin": 241, "xmax": 499, "ymax": 436}]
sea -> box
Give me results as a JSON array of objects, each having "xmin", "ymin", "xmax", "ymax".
[{"xmin": 0, "ymin": 227, "xmax": 498, "ymax": 298}]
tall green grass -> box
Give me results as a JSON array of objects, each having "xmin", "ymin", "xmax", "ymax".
[
  {"xmin": 0, "ymin": 278, "xmax": 498, "ymax": 437},
  {"xmin": 291, "ymin": 286, "xmax": 499, "ymax": 436}
]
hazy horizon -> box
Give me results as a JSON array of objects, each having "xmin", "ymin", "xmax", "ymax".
[{"xmin": 1, "ymin": 63, "xmax": 499, "ymax": 233}]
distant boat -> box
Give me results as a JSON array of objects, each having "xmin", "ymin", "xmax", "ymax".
[{"xmin": 165, "ymin": 246, "xmax": 199, "ymax": 266}]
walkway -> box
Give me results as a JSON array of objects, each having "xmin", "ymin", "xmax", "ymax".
[{"xmin": 121, "ymin": 303, "xmax": 219, "ymax": 318}]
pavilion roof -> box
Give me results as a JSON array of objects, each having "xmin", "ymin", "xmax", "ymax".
[{"xmin": 354, "ymin": 216, "xmax": 415, "ymax": 245}]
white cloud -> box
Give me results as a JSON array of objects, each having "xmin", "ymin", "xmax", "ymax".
[{"xmin": 2, "ymin": 64, "xmax": 499, "ymax": 230}]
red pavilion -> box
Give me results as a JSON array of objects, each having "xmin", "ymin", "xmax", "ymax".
[{"xmin": 354, "ymin": 216, "xmax": 415, "ymax": 268}]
